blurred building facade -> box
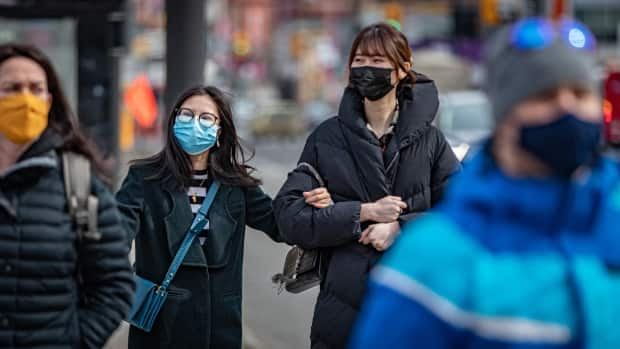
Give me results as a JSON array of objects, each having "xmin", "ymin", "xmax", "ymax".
[
  {"xmin": 1, "ymin": 0, "xmax": 125, "ymax": 166},
  {"xmin": 2, "ymin": 0, "xmax": 619, "ymax": 161}
]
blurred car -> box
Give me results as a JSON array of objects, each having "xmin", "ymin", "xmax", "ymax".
[
  {"xmin": 435, "ymin": 90, "xmax": 493, "ymax": 161},
  {"xmin": 232, "ymin": 97, "xmax": 257, "ymax": 140},
  {"xmin": 249, "ymin": 102, "xmax": 307, "ymax": 140},
  {"xmin": 303, "ymin": 99, "xmax": 334, "ymax": 129}
]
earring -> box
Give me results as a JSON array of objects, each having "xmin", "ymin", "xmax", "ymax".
[{"xmin": 216, "ymin": 139, "xmax": 220, "ymax": 147}]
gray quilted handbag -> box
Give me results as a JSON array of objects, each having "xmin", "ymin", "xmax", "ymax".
[{"xmin": 272, "ymin": 162, "xmax": 327, "ymax": 294}]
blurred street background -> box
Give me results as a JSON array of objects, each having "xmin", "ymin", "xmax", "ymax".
[{"xmin": 1, "ymin": 0, "xmax": 620, "ymax": 348}]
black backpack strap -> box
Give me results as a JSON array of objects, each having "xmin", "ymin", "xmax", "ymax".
[{"xmin": 62, "ymin": 152, "xmax": 101, "ymax": 241}]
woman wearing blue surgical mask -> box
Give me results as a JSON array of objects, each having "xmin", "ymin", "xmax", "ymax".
[{"xmin": 116, "ymin": 86, "xmax": 331, "ymax": 349}]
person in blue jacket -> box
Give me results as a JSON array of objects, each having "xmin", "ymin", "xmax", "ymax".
[{"xmin": 349, "ymin": 18, "xmax": 620, "ymax": 349}]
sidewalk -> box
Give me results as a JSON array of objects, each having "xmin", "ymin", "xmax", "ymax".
[{"xmin": 103, "ymin": 323, "xmax": 264, "ymax": 349}]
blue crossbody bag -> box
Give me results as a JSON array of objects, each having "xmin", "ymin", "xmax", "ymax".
[{"xmin": 127, "ymin": 181, "xmax": 221, "ymax": 332}]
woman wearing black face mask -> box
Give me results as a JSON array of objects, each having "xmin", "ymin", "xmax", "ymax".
[{"xmin": 273, "ymin": 23, "xmax": 460, "ymax": 349}]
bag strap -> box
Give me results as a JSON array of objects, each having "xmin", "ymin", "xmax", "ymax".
[
  {"xmin": 160, "ymin": 181, "xmax": 221, "ymax": 291},
  {"xmin": 62, "ymin": 152, "xmax": 101, "ymax": 241},
  {"xmin": 297, "ymin": 162, "xmax": 325, "ymax": 187},
  {"xmin": 297, "ymin": 162, "xmax": 333, "ymax": 206}
]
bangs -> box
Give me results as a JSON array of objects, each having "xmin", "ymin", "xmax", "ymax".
[{"xmin": 355, "ymin": 30, "xmax": 390, "ymax": 57}]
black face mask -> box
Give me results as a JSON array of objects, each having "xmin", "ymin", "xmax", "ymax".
[
  {"xmin": 349, "ymin": 66, "xmax": 395, "ymax": 101},
  {"xmin": 520, "ymin": 113, "xmax": 602, "ymax": 177}
]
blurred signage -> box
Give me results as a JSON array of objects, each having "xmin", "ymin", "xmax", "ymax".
[
  {"xmin": 232, "ymin": 30, "xmax": 251, "ymax": 57},
  {"xmin": 605, "ymin": 72, "xmax": 620, "ymax": 145},
  {"xmin": 134, "ymin": 0, "xmax": 164, "ymax": 28},
  {"xmin": 551, "ymin": 0, "xmax": 567, "ymax": 20},
  {"xmin": 0, "ymin": 18, "xmax": 77, "ymax": 109},
  {"xmin": 131, "ymin": 29, "xmax": 164, "ymax": 59},
  {"xmin": 124, "ymin": 75, "xmax": 158, "ymax": 129},
  {"xmin": 119, "ymin": 107, "xmax": 135, "ymax": 151},
  {"xmin": 384, "ymin": 3, "xmax": 403, "ymax": 22},
  {"xmin": 479, "ymin": 0, "xmax": 500, "ymax": 25},
  {"xmin": 277, "ymin": 0, "xmax": 353, "ymax": 17}
]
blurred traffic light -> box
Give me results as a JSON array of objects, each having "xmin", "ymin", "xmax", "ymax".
[
  {"xmin": 604, "ymin": 99, "xmax": 613, "ymax": 123},
  {"xmin": 386, "ymin": 19, "xmax": 402, "ymax": 32},
  {"xmin": 604, "ymin": 72, "xmax": 620, "ymax": 146},
  {"xmin": 383, "ymin": 3, "xmax": 402, "ymax": 32},
  {"xmin": 479, "ymin": 0, "xmax": 499, "ymax": 26},
  {"xmin": 123, "ymin": 75, "xmax": 158, "ymax": 130},
  {"xmin": 289, "ymin": 31, "xmax": 304, "ymax": 59},
  {"xmin": 551, "ymin": 0, "xmax": 567, "ymax": 20},
  {"xmin": 384, "ymin": 3, "xmax": 403, "ymax": 22},
  {"xmin": 233, "ymin": 31, "xmax": 251, "ymax": 57}
]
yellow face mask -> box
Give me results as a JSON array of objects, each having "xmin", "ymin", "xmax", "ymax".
[{"xmin": 0, "ymin": 92, "xmax": 50, "ymax": 144}]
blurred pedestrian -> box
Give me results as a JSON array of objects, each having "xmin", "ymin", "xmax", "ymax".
[
  {"xmin": 116, "ymin": 85, "xmax": 331, "ymax": 349},
  {"xmin": 274, "ymin": 23, "xmax": 459, "ymax": 349},
  {"xmin": 0, "ymin": 43, "xmax": 134, "ymax": 348},
  {"xmin": 350, "ymin": 18, "xmax": 620, "ymax": 349}
]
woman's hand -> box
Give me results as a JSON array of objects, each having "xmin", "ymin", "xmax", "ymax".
[
  {"xmin": 359, "ymin": 221, "xmax": 400, "ymax": 251},
  {"xmin": 303, "ymin": 187, "xmax": 333, "ymax": 208},
  {"xmin": 360, "ymin": 196, "xmax": 407, "ymax": 223}
]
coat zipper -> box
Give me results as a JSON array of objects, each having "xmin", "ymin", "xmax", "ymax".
[{"xmin": 386, "ymin": 152, "xmax": 400, "ymax": 174}]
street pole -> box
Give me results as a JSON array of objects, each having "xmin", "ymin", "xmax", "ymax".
[
  {"xmin": 108, "ymin": 10, "xmax": 124, "ymax": 185},
  {"xmin": 164, "ymin": 0, "xmax": 207, "ymax": 114}
]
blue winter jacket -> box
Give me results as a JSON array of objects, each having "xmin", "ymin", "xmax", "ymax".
[{"xmin": 349, "ymin": 150, "xmax": 620, "ymax": 349}]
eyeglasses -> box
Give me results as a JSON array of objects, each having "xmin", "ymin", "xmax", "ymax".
[
  {"xmin": 510, "ymin": 17, "xmax": 596, "ymax": 52},
  {"xmin": 175, "ymin": 107, "xmax": 219, "ymax": 128}
]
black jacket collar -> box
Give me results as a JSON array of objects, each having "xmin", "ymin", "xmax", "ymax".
[
  {"xmin": 1, "ymin": 129, "xmax": 63, "ymax": 185},
  {"xmin": 337, "ymin": 71, "xmax": 439, "ymax": 147},
  {"xmin": 19, "ymin": 128, "xmax": 65, "ymax": 161}
]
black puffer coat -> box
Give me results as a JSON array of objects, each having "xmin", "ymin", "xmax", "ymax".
[
  {"xmin": 274, "ymin": 73, "xmax": 460, "ymax": 349},
  {"xmin": 0, "ymin": 130, "xmax": 134, "ymax": 349}
]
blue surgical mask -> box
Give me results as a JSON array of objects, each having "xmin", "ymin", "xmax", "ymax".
[
  {"xmin": 173, "ymin": 120, "xmax": 219, "ymax": 155},
  {"xmin": 520, "ymin": 113, "xmax": 601, "ymax": 177}
]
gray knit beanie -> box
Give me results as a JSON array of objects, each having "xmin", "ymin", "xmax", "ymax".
[{"xmin": 484, "ymin": 23, "xmax": 596, "ymax": 121}]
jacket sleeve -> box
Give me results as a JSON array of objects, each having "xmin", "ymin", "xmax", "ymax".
[
  {"xmin": 273, "ymin": 132, "xmax": 362, "ymax": 249},
  {"xmin": 78, "ymin": 176, "xmax": 135, "ymax": 349},
  {"xmin": 430, "ymin": 127, "xmax": 460, "ymax": 206},
  {"xmin": 244, "ymin": 185, "xmax": 282, "ymax": 243},
  {"xmin": 396, "ymin": 128, "xmax": 459, "ymax": 228},
  {"xmin": 115, "ymin": 166, "xmax": 144, "ymax": 245}
]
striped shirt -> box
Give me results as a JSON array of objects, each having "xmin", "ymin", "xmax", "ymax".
[{"xmin": 187, "ymin": 170, "xmax": 213, "ymax": 245}]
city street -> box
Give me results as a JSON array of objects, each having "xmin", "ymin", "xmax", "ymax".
[
  {"xmin": 4, "ymin": 1, "xmax": 620, "ymax": 349},
  {"xmin": 242, "ymin": 137, "xmax": 318, "ymax": 349}
]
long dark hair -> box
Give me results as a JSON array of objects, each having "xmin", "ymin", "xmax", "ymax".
[
  {"xmin": 0, "ymin": 43, "xmax": 108, "ymax": 181},
  {"xmin": 132, "ymin": 85, "xmax": 261, "ymax": 189}
]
